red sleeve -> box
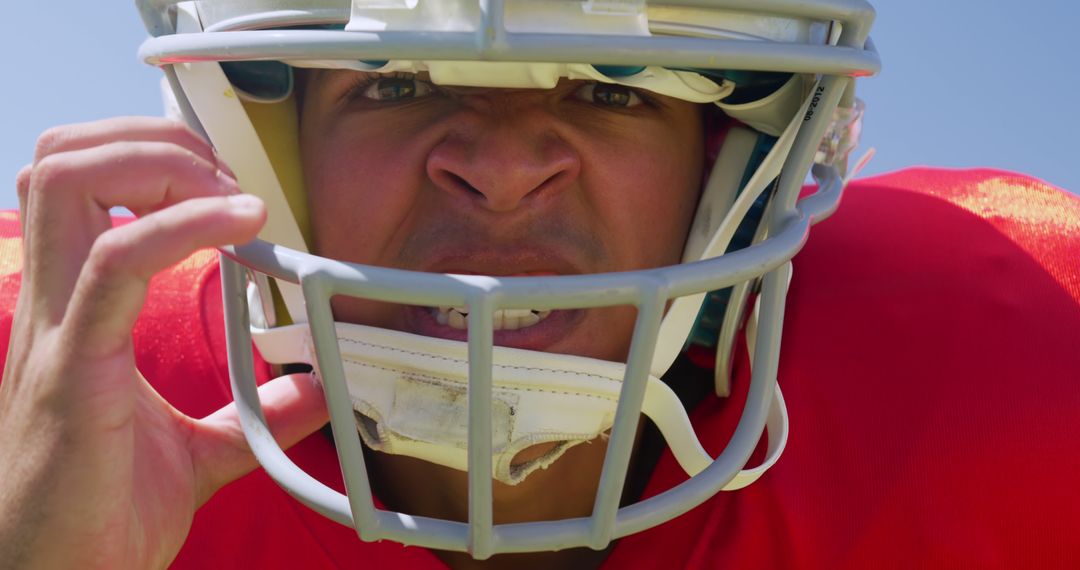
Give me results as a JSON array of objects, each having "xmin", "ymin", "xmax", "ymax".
[
  {"xmin": 0, "ymin": 214, "xmax": 22, "ymax": 364},
  {"xmin": 605, "ymin": 168, "xmax": 1080, "ymax": 569}
]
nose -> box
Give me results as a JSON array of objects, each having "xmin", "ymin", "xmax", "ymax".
[{"xmin": 426, "ymin": 91, "xmax": 580, "ymax": 212}]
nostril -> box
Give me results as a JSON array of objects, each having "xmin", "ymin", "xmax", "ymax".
[
  {"xmin": 448, "ymin": 172, "xmax": 483, "ymax": 197},
  {"xmin": 427, "ymin": 130, "xmax": 581, "ymax": 211}
]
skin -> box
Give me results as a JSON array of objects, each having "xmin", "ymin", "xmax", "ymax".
[
  {"xmin": 299, "ymin": 70, "xmax": 705, "ymax": 569},
  {"xmin": 300, "ymin": 71, "xmax": 703, "ymax": 362},
  {"xmin": 0, "ymin": 70, "xmax": 703, "ymax": 569},
  {"xmin": 0, "ymin": 118, "xmax": 329, "ymax": 569}
]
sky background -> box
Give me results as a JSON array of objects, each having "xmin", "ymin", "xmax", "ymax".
[{"xmin": 2, "ymin": 1, "xmax": 1078, "ymax": 210}]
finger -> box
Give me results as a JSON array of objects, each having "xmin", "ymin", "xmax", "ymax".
[
  {"xmin": 25, "ymin": 141, "xmax": 240, "ymax": 322},
  {"xmin": 190, "ymin": 372, "xmax": 330, "ymax": 505},
  {"xmin": 30, "ymin": 139, "xmax": 238, "ymax": 217},
  {"xmin": 15, "ymin": 164, "xmax": 31, "ymax": 238},
  {"xmin": 61, "ymin": 193, "xmax": 265, "ymax": 357},
  {"xmin": 10, "ymin": 164, "xmax": 35, "ymax": 350},
  {"xmin": 33, "ymin": 117, "xmax": 229, "ymax": 175},
  {"xmin": 14, "ymin": 164, "xmax": 33, "ymax": 280}
]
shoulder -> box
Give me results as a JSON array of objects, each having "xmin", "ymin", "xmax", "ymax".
[
  {"xmin": 816, "ymin": 167, "xmax": 1079, "ymax": 280},
  {"xmin": 790, "ymin": 167, "xmax": 1080, "ymax": 365},
  {"xmin": 778, "ymin": 167, "xmax": 1080, "ymax": 565},
  {"xmin": 812, "ymin": 166, "xmax": 1079, "ymax": 270},
  {"xmin": 614, "ymin": 170, "xmax": 1080, "ymax": 567},
  {"xmin": 786, "ymin": 167, "xmax": 1080, "ymax": 473}
]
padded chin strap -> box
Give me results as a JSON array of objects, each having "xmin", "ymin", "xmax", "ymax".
[{"xmin": 252, "ymin": 320, "xmax": 787, "ymax": 488}]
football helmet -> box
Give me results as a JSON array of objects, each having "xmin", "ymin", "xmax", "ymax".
[{"xmin": 137, "ymin": 0, "xmax": 878, "ymax": 558}]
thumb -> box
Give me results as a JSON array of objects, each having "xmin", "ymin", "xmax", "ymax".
[{"xmin": 190, "ymin": 372, "xmax": 330, "ymax": 504}]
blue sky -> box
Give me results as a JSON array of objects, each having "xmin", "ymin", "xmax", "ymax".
[{"xmin": 2, "ymin": 1, "xmax": 1077, "ymax": 210}]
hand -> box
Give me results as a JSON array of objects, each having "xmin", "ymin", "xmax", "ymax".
[{"xmin": 0, "ymin": 117, "xmax": 328, "ymax": 569}]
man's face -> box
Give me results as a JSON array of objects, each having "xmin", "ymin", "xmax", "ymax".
[{"xmin": 299, "ymin": 70, "xmax": 704, "ymax": 363}]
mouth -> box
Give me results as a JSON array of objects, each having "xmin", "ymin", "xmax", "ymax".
[
  {"xmin": 433, "ymin": 306, "xmax": 554, "ymax": 331},
  {"xmin": 402, "ymin": 253, "xmax": 591, "ymax": 350},
  {"xmin": 406, "ymin": 302, "xmax": 583, "ymax": 351}
]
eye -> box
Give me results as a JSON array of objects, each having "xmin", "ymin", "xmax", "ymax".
[
  {"xmin": 573, "ymin": 82, "xmax": 643, "ymax": 108},
  {"xmin": 361, "ymin": 75, "xmax": 434, "ymax": 102}
]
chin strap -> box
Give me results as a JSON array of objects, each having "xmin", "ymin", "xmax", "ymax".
[
  {"xmin": 253, "ymin": 320, "xmax": 786, "ymax": 488},
  {"xmin": 650, "ymin": 83, "xmax": 814, "ymax": 382}
]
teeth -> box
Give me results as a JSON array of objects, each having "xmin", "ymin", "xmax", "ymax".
[
  {"xmin": 449, "ymin": 309, "xmax": 467, "ymax": 329},
  {"xmin": 434, "ymin": 306, "xmax": 553, "ymax": 331}
]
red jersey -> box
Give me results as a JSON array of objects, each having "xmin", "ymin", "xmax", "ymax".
[{"xmin": 0, "ymin": 168, "xmax": 1077, "ymax": 568}]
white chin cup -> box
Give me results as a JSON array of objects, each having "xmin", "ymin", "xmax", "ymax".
[
  {"xmin": 256, "ymin": 321, "xmax": 662, "ymax": 485},
  {"xmin": 338, "ymin": 323, "xmax": 637, "ymax": 486},
  {"xmin": 253, "ymin": 320, "xmax": 786, "ymax": 487}
]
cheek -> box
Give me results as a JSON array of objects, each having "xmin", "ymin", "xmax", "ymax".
[
  {"xmin": 302, "ymin": 117, "xmax": 425, "ymax": 265},
  {"xmin": 300, "ymin": 119, "xmax": 425, "ymax": 328},
  {"xmin": 588, "ymin": 125, "xmax": 703, "ymax": 269}
]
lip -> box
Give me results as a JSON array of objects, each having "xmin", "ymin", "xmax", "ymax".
[{"xmin": 416, "ymin": 246, "xmax": 589, "ymax": 278}]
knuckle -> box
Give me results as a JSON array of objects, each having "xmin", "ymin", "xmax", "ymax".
[
  {"xmin": 28, "ymin": 154, "xmax": 73, "ymax": 193},
  {"xmin": 86, "ymin": 230, "xmax": 135, "ymax": 276},
  {"xmin": 33, "ymin": 125, "xmax": 74, "ymax": 163}
]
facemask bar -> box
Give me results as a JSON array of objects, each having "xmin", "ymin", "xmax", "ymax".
[
  {"xmin": 151, "ymin": 0, "xmax": 876, "ymax": 557},
  {"xmin": 220, "ymin": 183, "xmax": 807, "ymax": 556},
  {"xmin": 217, "ymin": 86, "xmax": 846, "ymax": 556}
]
